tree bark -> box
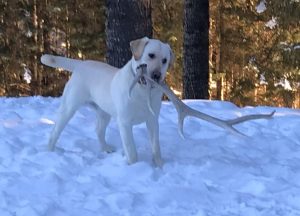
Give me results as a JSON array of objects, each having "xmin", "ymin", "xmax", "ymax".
[
  {"xmin": 183, "ymin": 0, "xmax": 209, "ymax": 99},
  {"xmin": 216, "ymin": 0, "xmax": 224, "ymax": 100},
  {"xmin": 105, "ymin": 0, "xmax": 152, "ymax": 68},
  {"xmin": 33, "ymin": 0, "xmax": 39, "ymax": 94}
]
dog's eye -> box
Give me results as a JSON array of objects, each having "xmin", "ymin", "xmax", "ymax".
[
  {"xmin": 148, "ymin": 53, "xmax": 155, "ymax": 59},
  {"xmin": 162, "ymin": 58, "xmax": 167, "ymax": 64}
]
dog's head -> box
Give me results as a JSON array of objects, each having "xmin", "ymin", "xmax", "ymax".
[{"xmin": 130, "ymin": 37, "xmax": 175, "ymax": 83}]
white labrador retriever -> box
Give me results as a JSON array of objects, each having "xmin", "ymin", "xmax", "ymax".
[{"xmin": 41, "ymin": 37, "xmax": 174, "ymax": 166}]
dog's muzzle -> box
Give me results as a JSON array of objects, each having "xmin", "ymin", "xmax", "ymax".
[
  {"xmin": 151, "ymin": 71, "xmax": 162, "ymax": 83},
  {"xmin": 129, "ymin": 64, "xmax": 162, "ymax": 98},
  {"xmin": 135, "ymin": 64, "xmax": 161, "ymax": 85}
]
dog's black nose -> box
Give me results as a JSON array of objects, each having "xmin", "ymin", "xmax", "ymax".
[{"xmin": 151, "ymin": 71, "xmax": 161, "ymax": 82}]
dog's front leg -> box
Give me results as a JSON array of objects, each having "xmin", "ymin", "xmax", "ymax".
[
  {"xmin": 146, "ymin": 117, "xmax": 163, "ymax": 167},
  {"xmin": 117, "ymin": 121, "xmax": 138, "ymax": 164}
]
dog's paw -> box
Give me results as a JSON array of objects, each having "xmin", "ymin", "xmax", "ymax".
[
  {"xmin": 102, "ymin": 144, "xmax": 116, "ymax": 153},
  {"xmin": 153, "ymin": 157, "xmax": 164, "ymax": 168},
  {"xmin": 48, "ymin": 144, "xmax": 55, "ymax": 152}
]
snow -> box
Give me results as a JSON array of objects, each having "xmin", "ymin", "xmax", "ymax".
[
  {"xmin": 265, "ymin": 17, "xmax": 277, "ymax": 29},
  {"xmin": 1, "ymin": 96, "xmax": 300, "ymax": 215},
  {"xmin": 256, "ymin": 0, "xmax": 266, "ymax": 14},
  {"xmin": 23, "ymin": 67, "xmax": 32, "ymax": 84},
  {"xmin": 294, "ymin": 45, "xmax": 300, "ymax": 50},
  {"xmin": 275, "ymin": 79, "xmax": 292, "ymax": 90}
]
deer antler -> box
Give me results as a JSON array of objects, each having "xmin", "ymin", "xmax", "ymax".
[
  {"xmin": 129, "ymin": 64, "xmax": 147, "ymax": 98},
  {"xmin": 129, "ymin": 64, "xmax": 155, "ymax": 116},
  {"xmin": 144, "ymin": 76, "xmax": 275, "ymax": 138}
]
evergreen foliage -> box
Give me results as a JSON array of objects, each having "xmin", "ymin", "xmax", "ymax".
[
  {"xmin": 0, "ymin": 0, "xmax": 299, "ymax": 107},
  {"xmin": 209, "ymin": 0, "xmax": 300, "ymax": 107}
]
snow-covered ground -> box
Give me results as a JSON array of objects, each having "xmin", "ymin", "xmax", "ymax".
[{"xmin": 1, "ymin": 96, "xmax": 300, "ymax": 216}]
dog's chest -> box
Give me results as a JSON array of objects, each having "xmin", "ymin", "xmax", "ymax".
[
  {"xmin": 126, "ymin": 97, "xmax": 156, "ymax": 124},
  {"xmin": 111, "ymin": 70, "xmax": 162, "ymax": 125},
  {"xmin": 119, "ymin": 90, "xmax": 161, "ymax": 124}
]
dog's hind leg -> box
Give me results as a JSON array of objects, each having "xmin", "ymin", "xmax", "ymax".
[
  {"xmin": 95, "ymin": 108, "xmax": 115, "ymax": 153},
  {"xmin": 48, "ymin": 104, "xmax": 77, "ymax": 151},
  {"xmin": 48, "ymin": 81, "xmax": 86, "ymax": 151},
  {"xmin": 48, "ymin": 105, "xmax": 77, "ymax": 151}
]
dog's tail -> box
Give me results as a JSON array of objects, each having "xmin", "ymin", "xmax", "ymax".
[{"xmin": 41, "ymin": 54, "xmax": 82, "ymax": 72}]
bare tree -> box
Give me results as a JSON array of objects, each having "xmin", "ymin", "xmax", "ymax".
[
  {"xmin": 105, "ymin": 0, "xmax": 152, "ymax": 68},
  {"xmin": 183, "ymin": 0, "xmax": 209, "ymax": 99}
]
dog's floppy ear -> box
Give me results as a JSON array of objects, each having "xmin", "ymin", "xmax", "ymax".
[{"xmin": 130, "ymin": 37, "xmax": 150, "ymax": 60}]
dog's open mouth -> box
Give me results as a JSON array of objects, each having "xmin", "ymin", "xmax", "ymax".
[
  {"xmin": 134, "ymin": 64, "xmax": 161, "ymax": 86},
  {"xmin": 129, "ymin": 64, "xmax": 164, "ymax": 98},
  {"xmin": 128, "ymin": 64, "xmax": 159, "ymax": 116}
]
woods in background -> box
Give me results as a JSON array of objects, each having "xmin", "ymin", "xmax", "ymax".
[
  {"xmin": 209, "ymin": 0, "xmax": 300, "ymax": 107},
  {"xmin": 0, "ymin": 0, "xmax": 299, "ymax": 107},
  {"xmin": 0, "ymin": 0, "xmax": 106, "ymax": 96}
]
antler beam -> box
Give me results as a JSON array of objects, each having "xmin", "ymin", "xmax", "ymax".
[
  {"xmin": 129, "ymin": 64, "xmax": 155, "ymax": 115},
  {"xmin": 144, "ymin": 76, "xmax": 275, "ymax": 138}
]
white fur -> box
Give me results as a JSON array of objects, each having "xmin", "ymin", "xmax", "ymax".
[{"xmin": 41, "ymin": 37, "xmax": 173, "ymax": 166}]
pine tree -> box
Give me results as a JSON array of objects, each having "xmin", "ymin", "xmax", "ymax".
[{"xmin": 209, "ymin": 0, "xmax": 299, "ymax": 107}]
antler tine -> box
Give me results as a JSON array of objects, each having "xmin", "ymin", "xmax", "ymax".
[
  {"xmin": 226, "ymin": 110, "xmax": 275, "ymax": 125},
  {"xmin": 145, "ymin": 80, "xmax": 155, "ymax": 116},
  {"xmin": 129, "ymin": 64, "xmax": 148, "ymax": 98},
  {"xmin": 129, "ymin": 64, "xmax": 155, "ymax": 116},
  {"xmin": 185, "ymin": 103, "xmax": 247, "ymax": 137},
  {"xmin": 129, "ymin": 71, "xmax": 143, "ymax": 98},
  {"xmin": 144, "ymin": 76, "xmax": 275, "ymax": 137},
  {"xmin": 156, "ymin": 81, "xmax": 247, "ymax": 137}
]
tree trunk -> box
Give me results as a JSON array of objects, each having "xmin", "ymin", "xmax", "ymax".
[
  {"xmin": 33, "ymin": 0, "xmax": 39, "ymax": 94},
  {"xmin": 216, "ymin": 0, "xmax": 224, "ymax": 100},
  {"xmin": 183, "ymin": 0, "xmax": 209, "ymax": 99},
  {"xmin": 105, "ymin": 0, "xmax": 152, "ymax": 68}
]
